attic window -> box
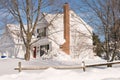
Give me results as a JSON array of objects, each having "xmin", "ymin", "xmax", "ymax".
[{"xmin": 37, "ymin": 27, "xmax": 46, "ymax": 38}]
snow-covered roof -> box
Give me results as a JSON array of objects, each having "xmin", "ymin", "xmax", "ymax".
[
  {"xmin": 0, "ymin": 24, "xmax": 24, "ymax": 46},
  {"xmin": 44, "ymin": 10, "xmax": 93, "ymax": 33}
]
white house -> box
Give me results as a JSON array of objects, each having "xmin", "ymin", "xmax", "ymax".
[
  {"xmin": 0, "ymin": 24, "xmax": 25, "ymax": 58},
  {"xmin": 0, "ymin": 3, "xmax": 95, "ymax": 60}
]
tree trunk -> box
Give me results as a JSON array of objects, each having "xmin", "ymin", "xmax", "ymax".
[
  {"xmin": 25, "ymin": 52, "xmax": 30, "ymax": 61},
  {"xmin": 25, "ymin": 44, "xmax": 31, "ymax": 61}
]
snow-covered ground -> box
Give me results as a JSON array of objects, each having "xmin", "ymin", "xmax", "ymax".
[{"xmin": 0, "ymin": 57, "xmax": 120, "ymax": 80}]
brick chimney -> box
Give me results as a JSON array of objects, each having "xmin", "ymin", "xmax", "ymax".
[{"xmin": 61, "ymin": 3, "xmax": 70, "ymax": 55}]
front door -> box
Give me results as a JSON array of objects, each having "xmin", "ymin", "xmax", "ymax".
[{"xmin": 33, "ymin": 46, "xmax": 36, "ymax": 58}]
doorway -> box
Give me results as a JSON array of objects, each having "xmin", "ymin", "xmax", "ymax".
[{"xmin": 40, "ymin": 44, "xmax": 49, "ymax": 57}]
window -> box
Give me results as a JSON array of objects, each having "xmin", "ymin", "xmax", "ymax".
[
  {"xmin": 40, "ymin": 44, "xmax": 49, "ymax": 56},
  {"xmin": 37, "ymin": 27, "xmax": 46, "ymax": 38},
  {"xmin": 40, "ymin": 44, "xmax": 49, "ymax": 51}
]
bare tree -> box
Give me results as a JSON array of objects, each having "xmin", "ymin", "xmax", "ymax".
[
  {"xmin": 0, "ymin": 0, "xmax": 60, "ymax": 61},
  {"xmin": 82, "ymin": 0, "xmax": 120, "ymax": 63}
]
